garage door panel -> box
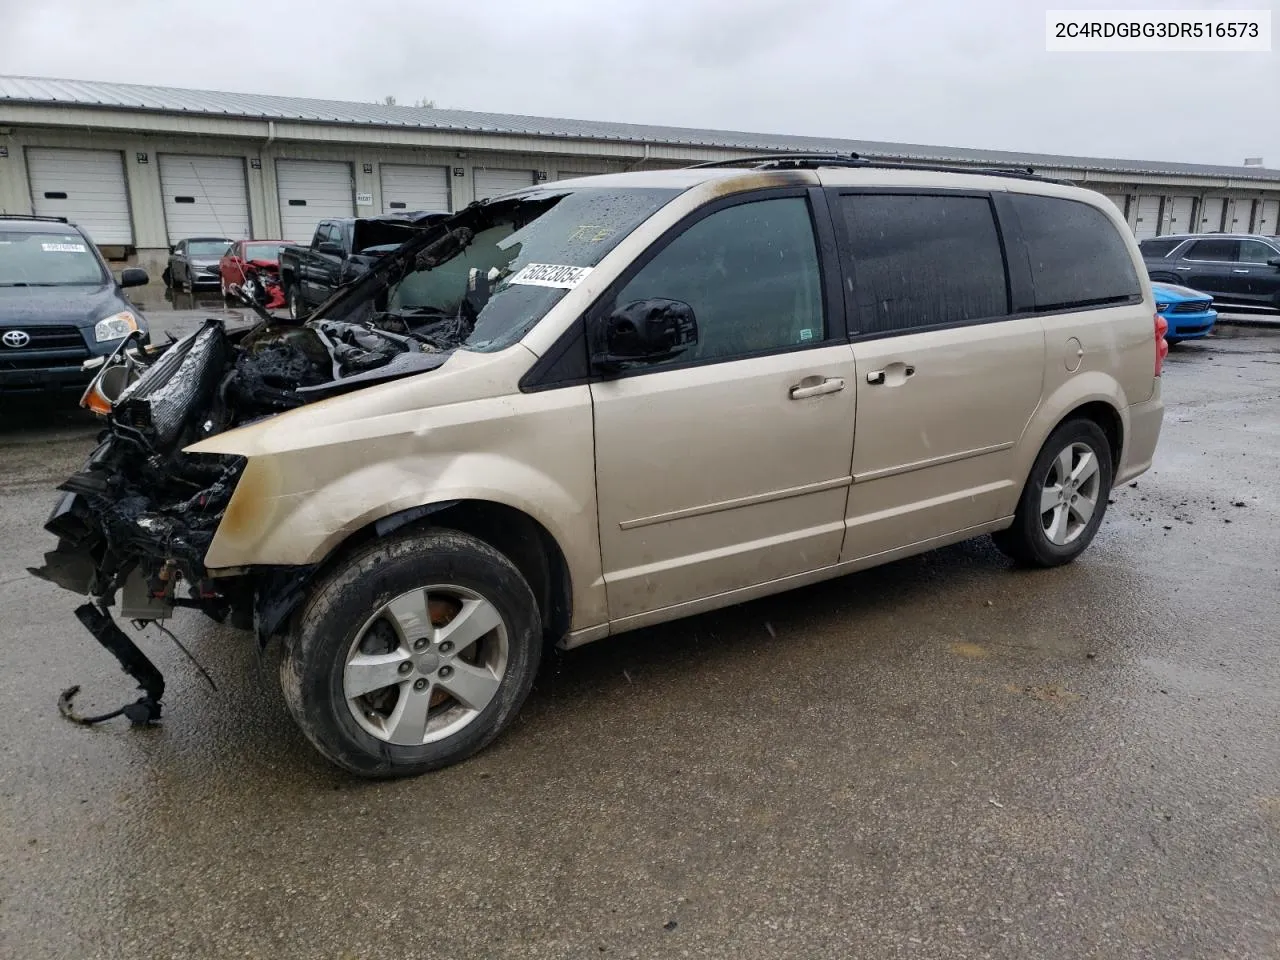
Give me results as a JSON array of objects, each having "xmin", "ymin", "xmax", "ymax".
[
  {"xmin": 159, "ymin": 155, "xmax": 250, "ymax": 243},
  {"xmin": 379, "ymin": 164, "xmax": 450, "ymax": 214},
  {"xmin": 276, "ymin": 160, "xmax": 354, "ymax": 242},
  {"xmin": 1199, "ymin": 197, "xmax": 1227, "ymax": 232},
  {"xmin": 1164, "ymin": 196, "xmax": 1194, "ymax": 235},
  {"xmin": 474, "ymin": 168, "xmax": 535, "ymax": 201},
  {"xmin": 27, "ymin": 147, "xmax": 133, "ymax": 245},
  {"xmin": 1257, "ymin": 200, "xmax": 1279, "ymax": 236},
  {"xmin": 1133, "ymin": 195, "xmax": 1161, "ymax": 239}
]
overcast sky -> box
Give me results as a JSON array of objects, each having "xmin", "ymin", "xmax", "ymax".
[{"xmin": 1, "ymin": 0, "xmax": 1277, "ymax": 167}]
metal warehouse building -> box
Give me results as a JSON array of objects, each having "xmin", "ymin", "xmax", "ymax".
[{"xmin": 2, "ymin": 75, "xmax": 1279, "ymax": 277}]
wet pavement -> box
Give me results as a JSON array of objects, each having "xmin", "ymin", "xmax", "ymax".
[{"xmin": 1, "ymin": 327, "xmax": 1278, "ymax": 960}]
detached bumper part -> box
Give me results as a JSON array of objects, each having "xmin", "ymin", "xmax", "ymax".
[{"xmin": 58, "ymin": 603, "xmax": 165, "ymax": 727}]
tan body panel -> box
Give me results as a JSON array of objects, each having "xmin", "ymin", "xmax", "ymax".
[
  {"xmin": 843, "ymin": 316, "xmax": 1045, "ymax": 559},
  {"xmin": 591, "ymin": 344, "xmax": 857, "ymax": 620}
]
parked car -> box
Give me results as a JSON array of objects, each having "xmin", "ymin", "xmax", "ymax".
[
  {"xmin": 279, "ymin": 213, "xmax": 448, "ymax": 320},
  {"xmin": 163, "ymin": 237, "xmax": 233, "ymax": 290},
  {"xmin": 0, "ymin": 215, "xmax": 149, "ymax": 393},
  {"xmin": 35, "ymin": 161, "xmax": 1165, "ymax": 778},
  {"xmin": 1151, "ymin": 281, "xmax": 1217, "ymax": 344},
  {"xmin": 219, "ymin": 239, "xmax": 289, "ymax": 309},
  {"xmin": 1141, "ymin": 233, "xmax": 1280, "ymax": 310}
]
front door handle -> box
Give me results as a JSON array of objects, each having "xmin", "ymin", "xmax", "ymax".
[
  {"xmin": 1232, "ymin": 268, "xmax": 1250, "ymax": 273},
  {"xmin": 1175, "ymin": 266, "xmax": 1192, "ymax": 271},
  {"xmin": 789, "ymin": 377, "xmax": 845, "ymax": 400}
]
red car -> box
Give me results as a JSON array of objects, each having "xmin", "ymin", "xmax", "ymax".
[{"xmin": 219, "ymin": 240, "xmax": 289, "ymax": 310}]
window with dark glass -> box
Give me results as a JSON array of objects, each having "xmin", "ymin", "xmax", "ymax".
[
  {"xmin": 1238, "ymin": 239, "xmax": 1279, "ymax": 264},
  {"xmin": 1008, "ymin": 194, "xmax": 1142, "ymax": 311},
  {"xmin": 839, "ymin": 193, "xmax": 1009, "ymax": 334},
  {"xmin": 1185, "ymin": 237, "xmax": 1239, "ymax": 262},
  {"xmin": 611, "ymin": 197, "xmax": 825, "ymax": 364},
  {"xmin": 1138, "ymin": 238, "xmax": 1180, "ymax": 259}
]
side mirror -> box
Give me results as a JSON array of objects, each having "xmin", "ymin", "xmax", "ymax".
[
  {"xmin": 317, "ymin": 241, "xmax": 344, "ymax": 256},
  {"xmin": 169, "ymin": 245, "xmax": 177, "ymax": 255},
  {"xmin": 1267, "ymin": 257, "xmax": 1280, "ymax": 268},
  {"xmin": 591, "ymin": 298, "xmax": 698, "ymax": 372},
  {"xmin": 119, "ymin": 268, "xmax": 149, "ymax": 288}
]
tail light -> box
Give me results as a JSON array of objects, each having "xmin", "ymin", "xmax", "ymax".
[{"xmin": 1154, "ymin": 311, "xmax": 1169, "ymax": 376}]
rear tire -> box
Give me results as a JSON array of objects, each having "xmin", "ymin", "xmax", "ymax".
[
  {"xmin": 992, "ymin": 418, "xmax": 1113, "ymax": 568},
  {"xmin": 280, "ymin": 529, "xmax": 542, "ymax": 779}
]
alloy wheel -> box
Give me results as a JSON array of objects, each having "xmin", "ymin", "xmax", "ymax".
[
  {"xmin": 343, "ymin": 585, "xmax": 509, "ymax": 745},
  {"xmin": 1040, "ymin": 441, "xmax": 1101, "ymax": 545}
]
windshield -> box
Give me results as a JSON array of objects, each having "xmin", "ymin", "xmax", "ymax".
[
  {"xmin": 382, "ymin": 187, "xmax": 679, "ymax": 352},
  {"xmin": 244, "ymin": 242, "xmax": 283, "ymax": 261},
  {"xmin": 188, "ymin": 240, "xmax": 232, "ymax": 256},
  {"xmin": 0, "ymin": 231, "xmax": 107, "ymax": 286}
]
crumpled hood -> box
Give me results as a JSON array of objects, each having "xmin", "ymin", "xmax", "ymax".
[{"xmin": 0, "ymin": 283, "xmax": 132, "ymax": 327}]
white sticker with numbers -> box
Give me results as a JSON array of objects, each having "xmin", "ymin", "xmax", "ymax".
[
  {"xmin": 42, "ymin": 242, "xmax": 87, "ymax": 253},
  {"xmin": 508, "ymin": 263, "xmax": 594, "ymax": 289}
]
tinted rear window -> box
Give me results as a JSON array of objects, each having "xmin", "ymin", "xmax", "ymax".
[
  {"xmin": 1186, "ymin": 238, "xmax": 1239, "ymax": 262},
  {"xmin": 1139, "ymin": 238, "xmax": 1180, "ymax": 259},
  {"xmin": 1008, "ymin": 195, "xmax": 1142, "ymax": 311},
  {"xmin": 839, "ymin": 193, "xmax": 1010, "ymax": 334}
]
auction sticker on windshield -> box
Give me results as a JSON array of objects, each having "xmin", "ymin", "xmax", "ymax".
[
  {"xmin": 42, "ymin": 242, "xmax": 87, "ymax": 253},
  {"xmin": 508, "ymin": 263, "xmax": 594, "ymax": 289}
]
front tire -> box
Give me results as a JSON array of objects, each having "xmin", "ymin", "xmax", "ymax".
[
  {"xmin": 288, "ymin": 286, "xmax": 305, "ymax": 320},
  {"xmin": 992, "ymin": 418, "xmax": 1113, "ymax": 567},
  {"xmin": 280, "ymin": 529, "xmax": 542, "ymax": 778}
]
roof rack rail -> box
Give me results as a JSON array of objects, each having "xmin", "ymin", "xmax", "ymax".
[
  {"xmin": 0, "ymin": 213, "xmax": 70, "ymax": 223},
  {"xmin": 686, "ymin": 153, "xmax": 1067, "ymax": 184}
]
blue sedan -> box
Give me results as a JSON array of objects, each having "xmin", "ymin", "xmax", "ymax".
[{"xmin": 1152, "ymin": 281, "xmax": 1217, "ymax": 344}]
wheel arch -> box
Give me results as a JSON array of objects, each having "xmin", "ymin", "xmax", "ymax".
[{"xmin": 259, "ymin": 499, "xmax": 574, "ymax": 649}]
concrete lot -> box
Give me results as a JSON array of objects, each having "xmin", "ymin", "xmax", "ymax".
[{"xmin": 1, "ymin": 323, "xmax": 1277, "ymax": 960}]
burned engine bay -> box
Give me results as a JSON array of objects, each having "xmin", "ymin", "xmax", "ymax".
[{"xmin": 29, "ymin": 199, "xmax": 543, "ymax": 726}]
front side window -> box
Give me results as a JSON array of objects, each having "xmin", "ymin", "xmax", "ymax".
[
  {"xmin": 1238, "ymin": 239, "xmax": 1278, "ymax": 264},
  {"xmin": 0, "ymin": 231, "xmax": 107, "ymax": 286},
  {"xmin": 840, "ymin": 193, "xmax": 1009, "ymax": 334},
  {"xmin": 1008, "ymin": 194, "xmax": 1142, "ymax": 311},
  {"xmin": 1186, "ymin": 238, "xmax": 1238, "ymax": 262},
  {"xmin": 609, "ymin": 196, "xmax": 825, "ymax": 364}
]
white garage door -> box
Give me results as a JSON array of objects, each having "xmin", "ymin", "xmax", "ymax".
[
  {"xmin": 1163, "ymin": 196, "xmax": 1195, "ymax": 235},
  {"xmin": 1256, "ymin": 200, "xmax": 1280, "ymax": 236},
  {"xmin": 1224, "ymin": 199, "xmax": 1248, "ymax": 232},
  {"xmin": 1133, "ymin": 195, "xmax": 1162, "ymax": 239},
  {"xmin": 27, "ymin": 147, "xmax": 133, "ymax": 245},
  {"xmin": 474, "ymin": 168, "xmax": 535, "ymax": 201},
  {"xmin": 159, "ymin": 154, "xmax": 250, "ymax": 244},
  {"xmin": 276, "ymin": 160, "xmax": 354, "ymax": 242},
  {"xmin": 555, "ymin": 169, "xmax": 609, "ymax": 181},
  {"xmin": 1100, "ymin": 193, "xmax": 1127, "ymax": 218},
  {"xmin": 1199, "ymin": 197, "xmax": 1227, "ymax": 232},
  {"xmin": 379, "ymin": 164, "xmax": 450, "ymax": 215}
]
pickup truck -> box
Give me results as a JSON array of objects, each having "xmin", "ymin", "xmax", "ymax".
[{"xmin": 279, "ymin": 213, "xmax": 445, "ymax": 319}]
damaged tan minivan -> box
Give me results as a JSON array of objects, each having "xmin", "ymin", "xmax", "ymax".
[{"xmin": 34, "ymin": 156, "xmax": 1165, "ymax": 777}]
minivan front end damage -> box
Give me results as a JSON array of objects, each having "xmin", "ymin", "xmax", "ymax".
[{"xmin": 30, "ymin": 215, "xmax": 483, "ymax": 725}]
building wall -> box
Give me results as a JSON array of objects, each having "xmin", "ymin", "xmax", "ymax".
[{"xmin": 2, "ymin": 119, "xmax": 1278, "ymax": 280}]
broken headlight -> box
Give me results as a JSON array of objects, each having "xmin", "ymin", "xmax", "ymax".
[{"xmin": 93, "ymin": 310, "xmax": 140, "ymax": 343}]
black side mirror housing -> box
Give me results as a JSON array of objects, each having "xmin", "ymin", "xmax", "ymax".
[
  {"xmin": 591, "ymin": 298, "xmax": 698, "ymax": 373},
  {"xmin": 1267, "ymin": 256, "xmax": 1280, "ymax": 268},
  {"xmin": 119, "ymin": 267, "xmax": 149, "ymax": 288}
]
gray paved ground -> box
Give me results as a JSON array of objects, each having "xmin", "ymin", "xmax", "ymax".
[{"xmin": 1, "ymin": 323, "xmax": 1277, "ymax": 959}]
